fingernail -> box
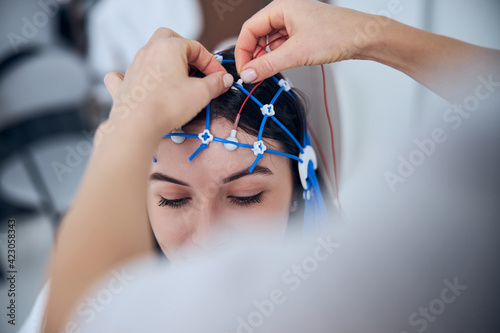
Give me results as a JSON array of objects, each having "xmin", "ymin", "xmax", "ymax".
[
  {"xmin": 223, "ymin": 73, "xmax": 234, "ymax": 89},
  {"xmin": 241, "ymin": 68, "xmax": 257, "ymax": 83}
]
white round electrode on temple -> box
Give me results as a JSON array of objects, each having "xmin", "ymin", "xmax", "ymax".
[
  {"xmin": 298, "ymin": 145, "xmax": 318, "ymax": 190},
  {"xmin": 171, "ymin": 128, "xmax": 186, "ymax": 143},
  {"xmin": 224, "ymin": 129, "xmax": 239, "ymax": 151}
]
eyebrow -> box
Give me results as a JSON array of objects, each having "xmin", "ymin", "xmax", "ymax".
[
  {"xmin": 149, "ymin": 165, "xmax": 273, "ymax": 187},
  {"xmin": 149, "ymin": 172, "xmax": 189, "ymax": 186},
  {"xmin": 222, "ymin": 165, "xmax": 273, "ymax": 184}
]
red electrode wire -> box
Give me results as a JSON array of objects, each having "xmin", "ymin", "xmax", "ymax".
[
  {"xmin": 233, "ymin": 81, "xmax": 264, "ymax": 129},
  {"xmin": 189, "ymin": 71, "xmax": 198, "ymax": 77},
  {"xmin": 255, "ymin": 35, "xmax": 288, "ymax": 59},
  {"xmin": 320, "ymin": 64, "xmax": 342, "ymax": 212},
  {"xmin": 233, "ymin": 36, "xmax": 287, "ymax": 130}
]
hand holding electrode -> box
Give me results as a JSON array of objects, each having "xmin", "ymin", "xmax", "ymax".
[
  {"xmin": 235, "ymin": 0, "xmax": 500, "ymax": 103},
  {"xmin": 235, "ymin": 0, "xmax": 374, "ymax": 83},
  {"xmin": 103, "ymin": 28, "xmax": 234, "ymax": 137}
]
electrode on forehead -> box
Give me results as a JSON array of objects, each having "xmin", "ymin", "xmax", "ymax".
[
  {"xmin": 171, "ymin": 128, "xmax": 186, "ymax": 143},
  {"xmin": 224, "ymin": 129, "xmax": 239, "ymax": 151}
]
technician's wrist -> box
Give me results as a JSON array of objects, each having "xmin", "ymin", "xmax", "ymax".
[{"xmin": 352, "ymin": 14, "xmax": 397, "ymax": 62}]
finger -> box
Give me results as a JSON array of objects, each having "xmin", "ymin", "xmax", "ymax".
[
  {"xmin": 267, "ymin": 31, "xmax": 288, "ymax": 51},
  {"xmin": 176, "ymin": 72, "xmax": 233, "ymax": 127},
  {"xmin": 184, "ymin": 39, "xmax": 227, "ymax": 76},
  {"xmin": 253, "ymin": 34, "xmax": 289, "ymax": 59},
  {"xmin": 235, "ymin": 2, "xmax": 285, "ymax": 74},
  {"xmin": 148, "ymin": 27, "xmax": 183, "ymax": 44},
  {"xmin": 253, "ymin": 37, "xmax": 269, "ymax": 58},
  {"xmin": 103, "ymin": 71, "xmax": 124, "ymax": 100},
  {"xmin": 240, "ymin": 37, "xmax": 301, "ymax": 83},
  {"xmin": 143, "ymin": 27, "xmax": 226, "ymax": 76},
  {"xmin": 135, "ymin": 27, "xmax": 184, "ymax": 63},
  {"xmin": 190, "ymin": 71, "xmax": 234, "ymax": 110}
]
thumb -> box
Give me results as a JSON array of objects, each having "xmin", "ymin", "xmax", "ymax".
[
  {"xmin": 103, "ymin": 71, "xmax": 124, "ymax": 100},
  {"xmin": 192, "ymin": 71, "xmax": 234, "ymax": 107},
  {"xmin": 240, "ymin": 41, "xmax": 299, "ymax": 83}
]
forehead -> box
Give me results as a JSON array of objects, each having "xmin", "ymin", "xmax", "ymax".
[{"xmin": 152, "ymin": 118, "xmax": 289, "ymax": 182}]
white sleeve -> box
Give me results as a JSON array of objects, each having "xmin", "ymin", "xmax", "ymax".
[{"xmin": 17, "ymin": 282, "xmax": 50, "ymax": 333}]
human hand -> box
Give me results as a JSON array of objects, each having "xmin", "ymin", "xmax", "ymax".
[
  {"xmin": 235, "ymin": 0, "xmax": 376, "ymax": 83},
  {"xmin": 103, "ymin": 28, "xmax": 234, "ymax": 136}
]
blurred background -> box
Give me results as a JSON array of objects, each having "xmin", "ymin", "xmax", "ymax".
[{"xmin": 0, "ymin": 0, "xmax": 499, "ymax": 332}]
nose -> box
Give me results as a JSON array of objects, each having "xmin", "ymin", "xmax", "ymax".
[{"xmin": 190, "ymin": 201, "xmax": 229, "ymax": 249}]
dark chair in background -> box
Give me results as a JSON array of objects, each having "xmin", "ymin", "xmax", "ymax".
[{"xmin": 0, "ymin": 45, "xmax": 90, "ymax": 281}]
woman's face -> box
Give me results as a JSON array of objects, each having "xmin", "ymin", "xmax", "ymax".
[{"xmin": 147, "ymin": 118, "xmax": 295, "ymax": 262}]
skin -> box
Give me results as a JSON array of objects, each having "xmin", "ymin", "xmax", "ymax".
[
  {"xmin": 147, "ymin": 118, "xmax": 294, "ymax": 262},
  {"xmin": 44, "ymin": 1, "xmax": 499, "ymax": 331}
]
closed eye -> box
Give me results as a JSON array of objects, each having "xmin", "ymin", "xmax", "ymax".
[
  {"xmin": 158, "ymin": 197, "xmax": 190, "ymax": 208},
  {"xmin": 229, "ymin": 192, "xmax": 265, "ymax": 206},
  {"xmin": 158, "ymin": 192, "xmax": 265, "ymax": 209}
]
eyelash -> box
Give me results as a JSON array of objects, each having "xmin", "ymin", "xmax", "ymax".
[
  {"xmin": 229, "ymin": 192, "xmax": 265, "ymax": 206},
  {"xmin": 158, "ymin": 197, "xmax": 189, "ymax": 208},
  {"xmin": 157, "ymin": 192, "xmax": 265, "ymax": 209}
]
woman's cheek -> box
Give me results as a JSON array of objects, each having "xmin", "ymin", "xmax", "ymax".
[
  {"xmin": 223, "ymin": 200, "xmax": 289, "ymax": 231},
  {"xmin": 149, "ymin": 204, "xmax": 194, "ymax": 251}
]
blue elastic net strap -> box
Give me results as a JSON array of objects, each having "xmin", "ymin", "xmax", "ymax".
[
  {"xmin": 270, "ymin": 116, "xmax": 304, "ymax": 154},
  {"xmin": 303, "ymin": 125, "xmax": 312, "ymax": 147},
  {"xmin": 258, "ymin": 114, "xmax": 268, "ymax": 140},
  {"xmin": 189, "ymin": 144, "xmax": 207, "ymax": 161},
  {"xmin": 234, "ymin": 82, "xmax": 264, "ymax": 108},
  {"xmin": 270, "ymin": 86, "xmax": 285, "ymax": 104},
  {"xmin": 188, "ymin": 104, "xmax": 211, "ymax": 161},
  {"xmin": 206, "ymin": 103, "xmax": 211, "ymax": 129},
  {"xmin": 236, "ymin": 81, "xmax": 304, "ymax": 155},
  {"xmin": 163, "ymin": 133, "xmax": 198, "ymax": 139},
  {"xmin": 249, "ymin": 154, "xmax": 264, "ymax": 173}
]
